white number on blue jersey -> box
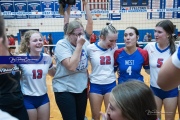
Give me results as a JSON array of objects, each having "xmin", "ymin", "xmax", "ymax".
[{"xmin": 126, "ymin": 66, "xmax": 132, "ymax": 75}]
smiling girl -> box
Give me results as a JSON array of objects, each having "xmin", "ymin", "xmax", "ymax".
[{"xmin": 19, "ymin": 30, "xmax": 56, "ymax": 120}]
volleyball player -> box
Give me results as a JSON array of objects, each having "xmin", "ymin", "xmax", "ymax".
[
  {"xmin": 87, "ymin": 23, "xmax": 118, "ymax": 120},
  {"xmin": 114, "ymin": 26, "xmax": 149, "ymax": 84},
  {"xmin": 19, "ymin": 30, "xmax": 56, "ymax": 120},
  {"xmin": 144, "ymin": 20, "xmax": 178, "ymax": 120}
]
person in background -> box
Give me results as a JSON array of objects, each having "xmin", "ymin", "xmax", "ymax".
[
  {"xmin": 114, "ymin": 26, "xmax": 149, "ymax": 84},
  {"xmin": 53, "ymin": 20, "xmax": 89, "ymax": 120},
  {"xmin": 0, "ymin": 12, "xmax": 29, "ymax": 120},
  {"xmin": 90, "ymin": 32, "xmax": 97, "ymax": 44},
  {"xmin": 143, "ymin": 32, "xmax": 149, "ymax": 42},
  {"xmin": 148, "ymin": 33, "xmax": 152, "ymax": 42},
  {"xmin": 144, "ymin": 20, "xmax": 177, "ymax": 120},
  {"xmin": 101, "ymin": 80, "xmax": 157, "ymax": 120},
  {"xmin": 43, "ymin": 35, "xmax": 49, "ymax": 54},
  {"xmin": 48, "ymin": 33, "xmax": 54, "ymax": 57},
  {"xmin": 19, "ymin": 30, "xmax": 56, "ymax": 120},
  {"xmin": 87, "ymin": 23, "xmax": 118, "ymax": 120},
  {"xmin": 8, "ymin": 34, "xmax": 16, "ymax": 55}
]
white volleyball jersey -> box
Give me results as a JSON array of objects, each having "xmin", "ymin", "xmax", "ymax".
[
  {"xmin": 19, "ymin": 53, "xmax": 53, "ymax": 96},
  {"xmin": 144, "ymin": 42, "xmax": 172, "ymax": 88},
  {"xmin": 172, "ymin": 43, "xmax": 180, "ymax": 69},
  {"xmin": 87, "ymin": 42, "xmax": 117, "ymax": 84}
]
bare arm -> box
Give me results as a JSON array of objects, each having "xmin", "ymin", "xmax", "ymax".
[
  {"xmin": 83, "ymin": 0, "xmax": 93, "ymax": 35},
  {"xmin": 157, "ymin": 57, "xmax": 180, "ymax": 90},
  {"xmin": 64, "ymin": 5, "xmax": 71, "ymax": 25},
  {"xmin": 48, "ymin": 65, "xmax": 56, "ymax": 77},
  {"xmin": 61, "ymin": 36, "xmax": 86, "ymax": 71}
]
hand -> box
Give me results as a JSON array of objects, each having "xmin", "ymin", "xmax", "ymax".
[
  {"xmin": 100, "ymin": 112, "xmax": 111, "ymax": 120},
  {"xmin": 100, "ymin": 103, "xmax": 111, "ymax": 120},
  {"xmin": 77, "ymin": 35, "xmax": 86, "ymax": 46}
]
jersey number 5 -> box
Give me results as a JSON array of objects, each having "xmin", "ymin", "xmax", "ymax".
[
  {"xmin": 157, "ymin": 58, "xmax": 163, "ymax": 68},
  {"xmin": 100, "ymin": 56, "xmax": 111, "ymax": 65},
  {"xmin": 32, "ymin": 69, "xmax": 43, "ymax": 79}
]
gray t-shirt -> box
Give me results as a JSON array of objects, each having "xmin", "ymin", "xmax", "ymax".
[{"xmin": 53, "ymin": 38, "xmax": 90, "ymax": 93}]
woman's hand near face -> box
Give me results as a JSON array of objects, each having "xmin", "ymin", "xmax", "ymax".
[{"xmin": 76, "ymin": 35, "xmax": 86, "ymax": 47}]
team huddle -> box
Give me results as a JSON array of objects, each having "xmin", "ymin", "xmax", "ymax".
[{"xmin": 1, "ymin": 0, "xmax": 180, "ymax": 120}]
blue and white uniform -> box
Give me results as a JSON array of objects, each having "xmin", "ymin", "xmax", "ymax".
[
  {"xmin": 87, "ymin": 42, "xmax": 117, "ymax": 95},
  {"xmin": 87, "ymin": 42, "xmax": 117, "ymax": 85},
  {"xmin": 144, "ymin": 42, "xmax": 178, "ymax": 99},
  {"xmin": 19, "ymin": 53, "xmax": 53, "ymax": 109},
  {"xmin": 19, "ymin": 53, "xmax": 53, "ymax": 96},
  {"xmin": 114, "ymin": 47, "xmax": 149, "ymax": 84}
]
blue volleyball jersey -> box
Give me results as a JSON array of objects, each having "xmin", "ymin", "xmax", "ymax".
[{"xmin": 114, "ymin": 47, "xmax": 149, "ymax": 83}]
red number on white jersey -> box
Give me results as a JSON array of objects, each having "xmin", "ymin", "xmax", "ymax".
[
  {"xmin": 32, "ymin": 69, "xmax": 43, "ymax": 79},
  {"xmin": 100, "ymin": 56, "xmax": 111, "ymax": 65}
]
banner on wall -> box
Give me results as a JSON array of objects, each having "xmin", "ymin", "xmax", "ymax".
[
  {"xmin": 0, "ymin": 2, "xmax": 15, "ymax": 19},
  {"xmin": 28, "ymin": 1, "xmax": 42, "ymax": 19},
  {"xmin": 41, "ymin": 1, "xmax": 54, "ymax": 18},
  {"xmin": 0, "ymin": 0, "xmax": 82, "ymax": 19},
  {"xmin": 148, "ymin": 0, "xmax": 179, "ymax": 19},
  {"xmin": 1, "ymin": 0, "xmax": 179, "ymax": 19},
  {"xmin": 14, "ymin": 2, "xmax": 28, "ymax": 19}
]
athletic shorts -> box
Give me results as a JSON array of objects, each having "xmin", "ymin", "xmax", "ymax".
[
  {"xmin": 89, "ymin": 81, "xmax": 116, "ymax": 95},
  {"xmin": 150, "ymin": 85, "xmax": 178, "ymax": 99},
  {"xmin": 23, "ymin": 93, "xmax": 49, "ymax": 109}
]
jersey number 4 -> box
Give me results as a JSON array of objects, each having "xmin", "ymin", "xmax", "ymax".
[
  {"xmin": 100, "ymin": 56, "xmax": 111, "ymax": 65},
  {"xmin": 126, "ymin": 66, "xmax": 132, "ymax": 75},
  {"xmin": 32, "ymin": 69, "xmax": 43, "ymax": 79}
]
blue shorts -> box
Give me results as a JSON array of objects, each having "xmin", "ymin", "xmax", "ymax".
[
  {"xmin": 23, "ymin": 93, "xmax": 49, "ymax": 109},
  {"xmin": 89, "ymin": 81, "xmax": 116, "ymax": 95},
  {"xmin": 150, "ymin": 86, "xmax": 178, "ymax": 100}
]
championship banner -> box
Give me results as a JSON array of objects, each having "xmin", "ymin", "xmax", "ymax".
[
  {"xmin": 0, "ymin": 0, "xmax": 179, "ymax": 19},
  {"xmin": 41, "ymin": 1, "xmax": 54, "ymax": 18},
  {"xmin": 28, "ymin": 1, "xmax": 42, "ymax": 19},
  {"xmin": 121, "ymin": 0, "xmax": 148, "ymax": 6},
  {"xmin": 0, "ymin": 2, "xmax": 15, "ymax": 19},
  {"xmin": 70, "ymin": 0, "xmax": 82, "ymax": 18},
  {"xmin": 14, "ymin": 2, "xmax": 28, "ymax": 19},
  {"xmin": 54, "ymin": 1, "xmax": 63, "ymax": 18}
]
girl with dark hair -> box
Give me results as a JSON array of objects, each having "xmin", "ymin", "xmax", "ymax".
[
  {"xmin": 144, "ymin": 20, "xmax": 178, "ymax": 120},
  {"xmin": 48, "ymin": 33, "xmax": 54, "ymax": 57},
  {"xmin": 114, "ymin": 26, "xmax": 149, "ymax": 84}
]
